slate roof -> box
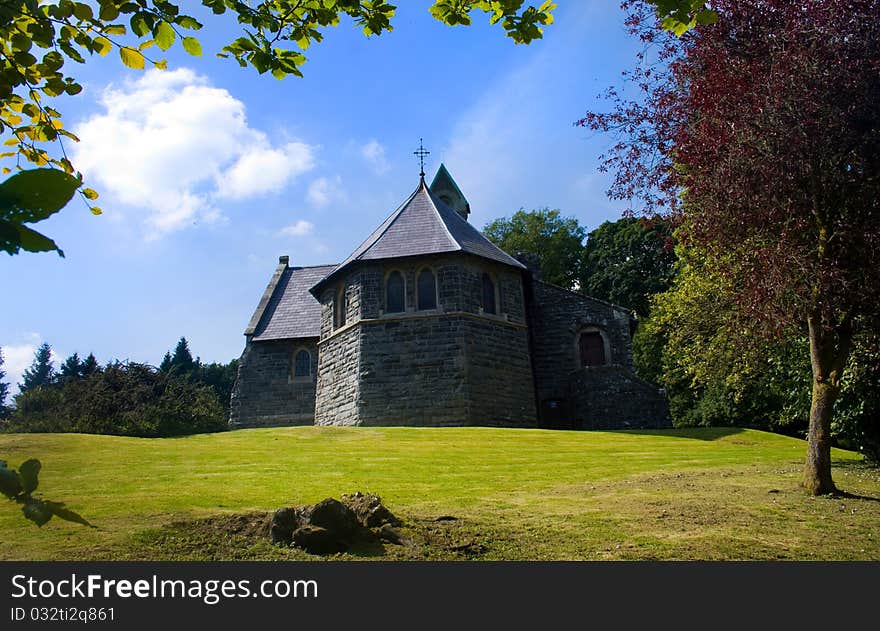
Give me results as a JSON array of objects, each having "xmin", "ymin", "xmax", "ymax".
[
  {"xmin": 311, "ymin": 179, "xmax": 524, "ymax": 295},
  {"xmin": 249, "ymin": 264, "xmax": 336, "ymax": 341}
]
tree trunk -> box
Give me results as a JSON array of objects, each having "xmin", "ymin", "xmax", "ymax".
[{"xmin": 803, "ymin": 313, "xmax": 852, "ymax": 495}]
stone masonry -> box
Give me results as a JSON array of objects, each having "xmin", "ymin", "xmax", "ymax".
[
  {"xmin": 231, "ymin": 166, "xmax": 669, "ymax": 430},
  {"xmin": 527, "ymin": 280, "xmax": 669, "ymax": 429}
]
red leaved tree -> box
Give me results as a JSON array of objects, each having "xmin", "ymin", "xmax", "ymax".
[{"xmin": 579, "ymin": 0, "xmax": 880, "ymax": 494}]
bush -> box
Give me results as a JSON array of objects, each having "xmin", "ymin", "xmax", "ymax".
[{"xmin": 8, "ymin": 363, "xmax": 227, "ymax": 437}]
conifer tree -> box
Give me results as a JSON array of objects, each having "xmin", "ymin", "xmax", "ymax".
[
  {"xmin": 59, "ymin": 353, "xmax": 83, "ymax": 381},
  {"xmin": 169, "ymin": 338, "xmax": 195, "ymax": 376},
  {"xmin": 81, "ymin": 353, "xmax": 100, "ymax": 377},
  {"xmin": 19, "ymin": 343, "xmax": 55, "ymax": 393},
  {"xmin": 0, "ymin": 348, "xmax": 10, "ymax": 419}
]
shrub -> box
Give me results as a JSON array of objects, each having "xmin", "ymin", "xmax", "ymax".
[{"xmin": 8, "ymin": 362, "xmax": 227, "ymax": 437}]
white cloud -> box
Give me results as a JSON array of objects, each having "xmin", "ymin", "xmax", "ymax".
[
  {"xmin": 306, "ymin": 175, "xmax": 345, "ymax": 208},
  {"xmin": 279, "ymin": 220, "xmax": 314, "ymax": 237},
  {"xmin": 73, "ymin": 68, "xmax": 317, "ymax": 237},
  {"xmin": 2, "ymin": 333, "xmax": 51, "ymax": 396},
  {"xmin": 217, "ymin": 142, "xmax": 315, "ymax": 200},
  {"xmin": 361, "ymin": 139, "xmax": 390, "ymax": 175}
]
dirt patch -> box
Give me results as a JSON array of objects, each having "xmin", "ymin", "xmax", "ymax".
[{"xmin": 128, "ymin": 508, "xmax": 492, "ymax": 561}]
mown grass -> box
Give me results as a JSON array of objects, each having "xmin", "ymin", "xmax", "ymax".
[{"xmin": 0, "ymin": 426, "xmax": 877, "ymax": 560}]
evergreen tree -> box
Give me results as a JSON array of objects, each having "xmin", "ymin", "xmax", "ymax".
[
  {"xmin": 19, "ymin": 343, "xmax": 55, "ymax": 393},
  {"xmin": 169, "ymin": 338, "xmax": 195, "ymax": 376},
  {"xmin": 0, "ymin": 347, "xmax": 10, "ymax": 419},
  {"xmin": 158, "ymin": 352, "xmax": 173, "ymax": 373},
  {"xmin": 81, "ymin": 353, "xmax": 100, "ymax": 377},
  {"xmin": 59, "ymin": 352, "xmax": 83, "ymax": 381}
]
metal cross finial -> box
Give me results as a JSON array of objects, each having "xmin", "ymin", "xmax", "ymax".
[{"xmin": 414, "ymin": 138, "xmax": 430, "ymax": 179}]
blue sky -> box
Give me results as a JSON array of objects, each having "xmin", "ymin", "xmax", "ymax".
[{"xmin": 0, "ymin": 1, "xmax": 643, "ymax": 392}]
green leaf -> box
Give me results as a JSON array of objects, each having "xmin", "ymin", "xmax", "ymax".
[
  {"xmin": 130, "ymin": 12, "xmax": 151, "ymax": 37},
  {"xmin": 18, "ymin": 459, "xmax": 41, "ymax": 494},
  {"xmin": 695, "ymin": 10, "xmax": 719, "ymax": 25},
  {"xmin": 0, "ymin": 466, "xmax": 23, "ymax": 499},
  {"xmin": 0, "ymin": 168, "xmax": 82, "ymax": 223},
  {"xmin": 22, "ymin": 498, "xmax": 53, "ymax": 527},
  {"xmin": 155, "ymin": 21, "xmax": 176, "ymax": 51},
  {"xmin": 182, "ymin": 37, "xmax": 202, "ymax": 57},
  {"xmin": 119, "ymin": 47, "xmax": 145, "ymax": 69},
  {"xmin": 72, "ymin": 3, "xmax": 93, "ymax": 21},
  {"xmin": 93, "ymin": 36, "xmax": 113, "ymax": 56},
  {"xmin": 15, "ymin": 223, "xmax": 64, "ymax": 256},
  {"xmin": 176, "ymin": 16, "xmax": 203, "ymax": 31},
  {"xmin": 99, "ymin": 4, "xmax": 120, "ymax": 21}
]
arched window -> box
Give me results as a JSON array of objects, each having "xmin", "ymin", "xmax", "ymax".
[
  {"xmin": 417, "ymin": 268, "xmax": 437, "ymax": 311},
  {"xmin": 579, "ymin": 331, "xmax": 607, "ymax": 367},
  {"xmin": 293, "ymin": 350, "xmax": 311, "ymax": 377},
  {"xmin": 481, "ymin": 272, "xmax": 496, "ymax": 315},
  {"xmin": 335, "ymin": 286, "xmax": 347, "ymax": 328},
  {"xmin": 386, "ymin": 271, "xmax": 405, "ymax": 313}
]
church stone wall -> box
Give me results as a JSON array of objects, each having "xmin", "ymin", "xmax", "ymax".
[
  {"xmin": 528, "ymin": 280, "xmax": 669, "ymax": 429},
  {"xmin": 314, "ymin": 288, "xmax": 361, "ymax": 425},
  {"xmin": 312, "ymin": 254, "xmax": 534, "ymax": 427},
  {"xmin": 229, "ymin": 338, "xmax": 317, "ymax": 428},
  {"xmin": 357, "ymin": 317, "xmax": 470, "ymax": 425},
  {"xmin": 569, "ymin": 366, "xmax": 671, "ymax": 429},
  {"xmin": 464, "ymin": 318, "xmax": 537, "ymax": 426}
]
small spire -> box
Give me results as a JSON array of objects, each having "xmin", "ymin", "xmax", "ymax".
[{"xmin": 414, "ymin": 138, "xmax": 430, "ymax": 181}]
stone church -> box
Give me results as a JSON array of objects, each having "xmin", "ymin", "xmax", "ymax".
[{"xmin": 230, "ymin": 165, "xmax": 669, "ymax": 430}]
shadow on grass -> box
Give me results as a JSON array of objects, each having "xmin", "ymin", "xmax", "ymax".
[
  {"xmin": 603, "ymin": 427, "xmax": 746, "ymax": 441},
  {"xmin": 833, "ymin": 490, "xmax": 880, "ymax": 503}
]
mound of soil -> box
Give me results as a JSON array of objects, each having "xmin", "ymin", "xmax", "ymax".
[{"xmin": 270, "ymin": 493, "xmax": 404, "ymax": 555}]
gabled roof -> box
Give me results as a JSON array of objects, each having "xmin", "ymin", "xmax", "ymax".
[
  {"xmin": 248, "ymin": 263, "xmax": 336, "ymax": 341},
  {"xmin": 311, "ymin": 178, "xmax": 524, "ymax": 295}
]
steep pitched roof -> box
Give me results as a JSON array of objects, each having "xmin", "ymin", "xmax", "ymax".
[
  {"xmin": 311, "ymin": 178, "xmax": 524, "ymax": 294},
  {"xmin": 429, "ymin": 163, "xmax": 470, "ymax": 220},
  {"xmin": 248, "ymin": 263, "xmax": 336, "ymax": 341}
]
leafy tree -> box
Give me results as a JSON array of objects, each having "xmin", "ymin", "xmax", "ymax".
[
  {"xmin": 580, "ymin": 216, "xmax": 676, "ymax": 316},
  {"xmin": 0, "ymin": 1, "xmax": 711, "ymax": 258},
  {"xmin": 483, "ymin": 208, "xmax": 586, "ymax": 290},
  {"xmin": 196, "ymin": 359, "xmax": 239, "ymax": 409},
  {"xmin": 19, "ymin": 342, "xmax": 54, "ymax": 393},
  {"xmin": 10, "ymin": 361, "xmax": 227, "ymax": 437},
  {"xmin": 581, "ymin": 0, "xmax": 880, "ymax": 494},
  {"xmin": 0, "ymin": 0, "xmax": 559, "ymax": 255},
  {"xmin": 0, "ymin": 347, "xmax": 10, "ymax": 419},
  {"xmin": 646, "ymin": 244, "xmax": 880, "ymax": 463}
]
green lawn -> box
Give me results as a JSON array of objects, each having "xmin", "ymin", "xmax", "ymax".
[{"xmin": 1, "ymin": 426, "xmax": 877, "ymax": 560}]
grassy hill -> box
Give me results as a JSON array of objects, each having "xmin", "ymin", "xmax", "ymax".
[{"xmin": 1, "ymin": 426, "xmax": 877, "ymax": 560}]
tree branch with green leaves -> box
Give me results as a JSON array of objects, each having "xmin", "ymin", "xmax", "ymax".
[{"xmin": 0, "ymin": 0, "xmax": 710, "ymax": 258}]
